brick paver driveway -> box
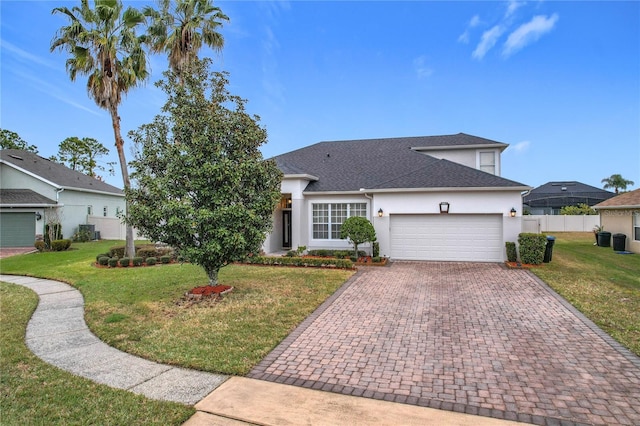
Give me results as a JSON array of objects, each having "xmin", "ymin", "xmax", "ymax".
[{"xmin": 250, "ymin": 262, "xmax": 640, "ymax": 426}]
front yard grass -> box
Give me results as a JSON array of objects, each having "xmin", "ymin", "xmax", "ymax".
[
  {"xmin": 0, "ymin": 282, "xmax": 195, "ymax": 425},
  {"xmin": 531, "ymin": 232, "xmax": 640, "ymax": 356},
  {"xmin": 0, "ymin": 241, "xmax": 354, "ymax": 375}
]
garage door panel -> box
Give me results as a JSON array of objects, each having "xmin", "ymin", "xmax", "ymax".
[
  {"xmin": 390, "ymin": 214, "xmax": 503, "ymax": 262},
  {"xmin": 0, "ymin": 213, "xmax": 36, "ymax": 247}
]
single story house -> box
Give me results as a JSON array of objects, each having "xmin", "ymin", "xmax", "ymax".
[
  {"xmin": 524, "ymin": 181, "xmax": 615, "ymax": 215},
  {"xmin": 593, "ymin": 188, "xmax": 640, "ymax": 253},
  {"xmin": 0, "ymin": 149, "xmax": 126, "ymax": 247},
  {"xmin": 262, "ymin": 133, "xmax": 531, "ymax": 262}
]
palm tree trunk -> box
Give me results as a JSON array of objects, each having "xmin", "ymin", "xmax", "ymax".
[{"xmin": 109, "ymin": 106, "xmax": 136, "ymax": 259}]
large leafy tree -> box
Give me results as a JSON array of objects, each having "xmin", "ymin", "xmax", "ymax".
[
  {"xmin": 0, "ymin": 129, "xmax": 38, "ymax": 153},
  {"xmin": 52, "ymin": 136, "xmax": 114, "ymax": 178},
  {"xmin": 601, "ymin": 174, "xmax": 634, "ymax": 194},
  {"xmin": 143, "ymin": 0, "xmax": 228, "ymax": 79},
  {"xmin": 51, "ymin": 0, "xmax": 149, "ymax": 258},
  {"xmin": 126, "ymin": 59, "xmax": 282, "ymax": 286}
]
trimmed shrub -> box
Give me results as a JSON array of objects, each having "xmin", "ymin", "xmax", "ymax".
[
  {"xmin": 34, "ymin": 240, "xmax": 46, "ymax": 252},
  {"xmin": 146, "ymin": 257, "xmax": 157, "ymax": 266},
  {"xmin": 505, "ymin": 242, "xmax": 517, "ymax": 262},
  {"xmin": 51, "ymin": 239, "xmax": 71, "ymax": 251},
  {"xmin": 307, "ymin": 249, "xmax": 366, "ymax": 258},
  {"xmin": 136, "ymin": 245, "xmax": 159, "ymax": 261},
  {"xmin": 518, "ymin": 233, "xmax": 547, "ymax": 265},
  {"xmin": 72, "ymin": 228, "xmax": 93, "ymax": 242},
  {"xmin": 244, "ymin": 256, "xmax": 353, "ymax": 269},
  {"xmin": 285, "ymin": 250, "xmax": 297, "ymax": 257},
  {"xmin": 108, "ymin": 258, "xmax": 119, "ymax": 267},
  {"xmin": 119, "ymin": 257, "xmax": 130, "ymax": 267},
  {"xmin": 98, "ymin": 256, "xmax": 110, "ymax": 266},
  {"xmin": 372, "ymin": 242, "xmax": 380, "ymax": 258},
  {"xmin": 132, "ymin": 257, "xmax": 143, "ymax": 267},
  {"xmin": 372, "ymin": 256, "xmax": 381, "ymax": 263},
  {"xmin": 109, "ymin": 245, "xmax": 141, "ymax": 258},
  {"xmin": 160, "ymin": 255, "xmax": 171, "ymax": 264}
]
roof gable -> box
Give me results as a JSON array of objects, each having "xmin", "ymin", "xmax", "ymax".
[
  {"xmin": 273, "ymin": 134, "xmax": 527, "ymax": 192},
  {"xmin": 1, "ymin": 149, "xmax": 123, "ymax": 195}
]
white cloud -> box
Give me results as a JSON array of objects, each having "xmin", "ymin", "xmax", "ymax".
[
  {"xmin": 1, "ymin": 39, "xmax": 58, "ymax": 70},
  {"xmin": 413, "ymin": 56, "xmax": 434, "ymax": 79},
  {"xmin": 503, "ymin": 14, "xmax": 559, "ymax": 57},
  {"xmin": 458, "ymin": 14, "xmax": 481, "ymax": 44},
  {"xmin": 505, "ymin": 0, "xmax": 526, "ymax": 18},
  {"xmin": 511, "ymin": 140, "xmax": 531, "ymax": 153},
  {"xmin": 472, "ymin": 25, "xmax": 505, "ymax": 60}
]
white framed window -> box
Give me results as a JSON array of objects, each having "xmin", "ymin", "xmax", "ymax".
[
  {"xmin": 103, "ymin": 206, "xmax": 108, "ymax": 217},
  {"xmin": 634, "ymin": 212, "xmax": 640, "ymax": 241},
  {"xmin": 312, "ymin": 203, "xmax": 367, "ymax": 240},
  {"xmin": 479, "ymin": 151, "xmax": 496, "ymax": 175}
]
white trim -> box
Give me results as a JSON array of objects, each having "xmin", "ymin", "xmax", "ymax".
[
  {"xmin": 411, "ymin": 143, "xmax": 508, "ymax": 152},
  {"xmin": 283, "ymin": 174, "xmax": 319, "ymax": 181},
  {"xmin": 306, "ymin": 186, "xmax": 531, "ymax": 195}
]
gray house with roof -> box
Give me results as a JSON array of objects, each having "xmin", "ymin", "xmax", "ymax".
[
  {"xmin": 263, "ymin": 133, "xmax": 531, "ymax": 262},
  {"xmin": 1, "ymin": 149, "xmax": 125, "ymax": 247},
  {"xmin": 523, "ymin": 181, "xmax": 615, "ymax": 215}
]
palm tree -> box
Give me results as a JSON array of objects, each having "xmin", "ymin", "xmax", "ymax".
[
  {"xmin": 601, "ymin": 174, "xmax": 635, "ymax": 194},
  {"xmin": 51, "ymin": 0, "xmax": 149, "ymax": 258},
  {"xmin": 143, "ymin": 0, "xmax": 228, "ymax": 79}
]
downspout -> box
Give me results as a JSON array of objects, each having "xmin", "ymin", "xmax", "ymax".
[
  {"xmin": 361, "ymin": 189, "xmax": 374, "ymax": 221},
  {"xmin": 56, "ymin": 187, "xmax": 65, "ymax": 203}
]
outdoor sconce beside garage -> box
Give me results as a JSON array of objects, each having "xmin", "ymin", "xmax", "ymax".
[
  {"xmin": 439, "ymin": 202, "xmax": 450, "ymax": 214},
  {"xmin": 510, "ymin": 207, "xmax": 517, "ymax": 217},
  {"xmin": 378, "ymin": 208, "xmax": 383, "ymax": 217}
]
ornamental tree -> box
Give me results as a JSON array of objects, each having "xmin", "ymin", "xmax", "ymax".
[
  {"xmin": 126, "ymin": 58, "xmax": 282, "ymax": 285},
  {"xmin": 340, "ymin": 216, "xmax": 377, "ymax": 259}
]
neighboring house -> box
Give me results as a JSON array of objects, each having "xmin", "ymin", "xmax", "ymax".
[
  {"xmin": 263, "ymin": 133, "xmax": 531, "ymax": 262},
  {"xmin": 593, "ymin": 188, "xmax": 640, "ymax": 253},
  {"xmin": 0, "ymin": 149, "xmax": 125, "ymax": 247},
  {"xmin": 523, "ymin": 181, "xmax": 615, "ymax": 215}
]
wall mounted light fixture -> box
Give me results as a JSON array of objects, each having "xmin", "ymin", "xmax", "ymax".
[
  {"xmin": 378, "ymin": 208, "xmax": 383, "ymax": 217},
  {"xmin": 35, "ymin": 212, "xmax": 42, "ymax": 221},
  {"xmin": 439, "ymin": 202, "xmax": 450, "ymax": 214},
  {"xmin": 510, "ymin": 207, "xmax": 517, "ymax": 217}
]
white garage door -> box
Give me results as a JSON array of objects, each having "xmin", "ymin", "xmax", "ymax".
[{"xmin": 390, "ymin": 214, "xmax": 503, "ymax": 262}]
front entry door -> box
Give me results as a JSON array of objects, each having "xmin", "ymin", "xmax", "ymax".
[{"xmin": 282, "ymin": 210, "xmax": 292, "ymax": 249}]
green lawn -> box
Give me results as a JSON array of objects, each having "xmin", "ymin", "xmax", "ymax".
[
  {"xmin": 531, "ymin": 232, "xmax": 640, "ymax": 356},
  {"xmin": 0, "ymin": 240, "xmax": 354, "ymax": 376},
  {"xmin": 0, "ymin": 282, "xmax": 195, "ymax": 426}
]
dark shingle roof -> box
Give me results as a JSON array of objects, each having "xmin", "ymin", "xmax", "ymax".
[
  {"xmin": 0, "ymin": 189, "xmax": 56, "ymax": 206},
  {"xmin": 523, "ymin": 181, "xmax": 615, "ymax": 208},
  {"xmin": 272, "ymin": 133, "xmax": 526, "ymax": 192},
  {"xmin": 1, "ymin": 149, "xmax": 123, "ymax": 195}
]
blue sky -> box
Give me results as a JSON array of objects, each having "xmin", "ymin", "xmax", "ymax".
[{"xmin": 1, "ymin": 1, "xmax": 639, "ymax": 191}]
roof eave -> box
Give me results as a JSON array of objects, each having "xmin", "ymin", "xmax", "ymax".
[
  {"xmin": 411, "ymin": 143, "xmax": 508, "ymax": 152},
  {"xmin": 305, "ymin": 186, "xmax": 532, "ymax": 195},
  {"xmin": 283, "ymin": 173, "xmax": 319, "ymax": 182},
  {"xmin": 593, "ymin": 205, "xmax": 640, "ymax": 210},
  {"xmin": 59, "ymin": 186, "xmax": 124, "ymax": 197}
]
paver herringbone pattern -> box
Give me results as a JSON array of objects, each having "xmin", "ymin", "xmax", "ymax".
[{"xmin": 250, "ymin": 262, "xmax": 640, "ymax": 426}]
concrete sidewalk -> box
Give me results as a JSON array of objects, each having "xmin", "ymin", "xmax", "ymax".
[
  {"xmin": 2, "ymin": 273, "xmax": 523, "ymax": 425},
  {"xmin": 1, "ymin": 274, "xmax": 227, "ymax": 405}
]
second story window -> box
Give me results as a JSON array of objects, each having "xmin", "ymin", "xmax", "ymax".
[
  {"xmin": 103, "ymin": 206, "xmax": 108, "ymax": 217},
  {"xmin": 479, "ymin": 151, "xmax": 496, "ymax": 175}
]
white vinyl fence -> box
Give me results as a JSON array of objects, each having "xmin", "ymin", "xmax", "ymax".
[
  {"xmin": 522, "ymin": 215, "xmax": 600, "ymax": 233},
  {"xmin": 87, "ymin": 216, "xmax": 142, "ymax": 240}
]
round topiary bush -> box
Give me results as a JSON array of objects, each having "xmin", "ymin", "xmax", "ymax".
[
  {"xmin": 119, "ymin": 257, "xmax": 130, "ymax": 267},
  {"xmin": 98, "ymin": 256, "xmax": 109, "ymax": 266},
  {"xmin": 160, "ymin": 255, "xmax": 171, "ymax": 264},
  {"xmin": 132, "ymin": 257, "xmax": 143, "ymax": 267},
  {"xmin": 108, "ymin": 258, "xmax": 119, "ymax": 267},
  {"xmin": 146, "ymin": 257, "xmax": 157, "ymax": 266}
]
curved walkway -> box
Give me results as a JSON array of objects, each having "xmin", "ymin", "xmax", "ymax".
[
  {"xmin": 249, "ymin": 262, "xmax": 640, "ymax": 426},
  {"xmin": 0, "ymin": 274, "xmax": 228, "ymax": 405}
]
